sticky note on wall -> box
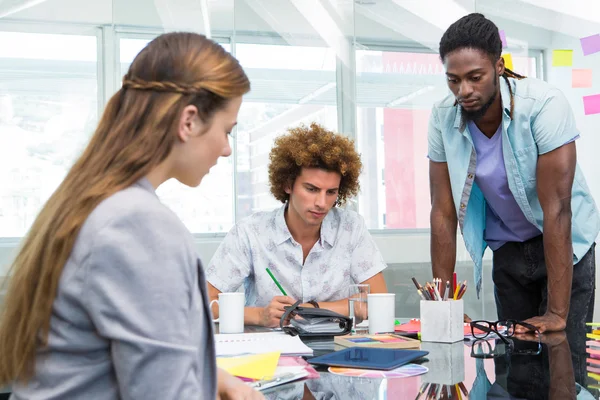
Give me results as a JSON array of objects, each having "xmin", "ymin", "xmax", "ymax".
[
  {"xmin": 583, "ymin": 94, "xmax": 600, "ymax": 115},
  {"xmin": 573, "ymin": 69, "xmax": 593, "ymax": 88},
  {"xmin": 502, "ymin": 53, "xmax": 513, "ymax": 71},
  {"xmin": 552, "ymin": 50, "xmax": 573, "ymax": 67},
  {"xmin": 580, "ymin": 34, "xmax": 600, "ymax": 56},
  {"xmin": 499, "ymin": 30, "xmax": 507, "ymax": 48}
]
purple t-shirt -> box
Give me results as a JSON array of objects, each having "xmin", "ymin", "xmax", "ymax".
[{"xmin": 468, "ymin": 121, "xmax": 541, "ymax": 250}]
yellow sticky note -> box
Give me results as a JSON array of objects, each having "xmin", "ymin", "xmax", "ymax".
[
  {"xmin": 502, "ymin": 53, "xmax": 514, "ymax": 71},
  {"xmin": 552, "ymin": 50, "xmax": 573, "ymax": 67},
  {"xmin": 217, "ymin": 352, "xmax": 280, "ymax": 380},
  {"xmin": 587, "ymin": 333, "xmax": 600, "ymax": 340},
  {"xmin": 589, "ymin": 372, "xmax": 600, "ymax": 381},
  {"xmin": 572, "ymin": 69, "xmax": 593, "ymax": 88}
]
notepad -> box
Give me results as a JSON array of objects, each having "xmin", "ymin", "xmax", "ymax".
[
  {"xmin": 217, "ymin": 352, "xmax": 280, "ymax": 380},
  {"xmin": 215, "ymin": 332, "xmax": 314, "ymax": 357}
]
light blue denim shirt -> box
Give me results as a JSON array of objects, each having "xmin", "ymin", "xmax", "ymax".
[{"xmin": 428, "ymin": 77, "xmax": 600, "ymax": 296}]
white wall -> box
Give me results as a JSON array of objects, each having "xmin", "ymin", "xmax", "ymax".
[
  {"xmin": 546, "ymin": 30, "xmax": 600, "ymax": 293},
  {"xmin": 0, "ymin": 232, "xmax": 476, "ymax": 277},
  {"xmin": 0, "ymin": 0, "xmax": 598, "ymax": 275}
]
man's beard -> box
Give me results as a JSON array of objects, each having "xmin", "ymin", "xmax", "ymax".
[{"xmin": 461, "ymin": 74, "xmax": 498, "ymax": 122}]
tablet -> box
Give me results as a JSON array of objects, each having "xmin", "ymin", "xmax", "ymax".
[{"xmin": 308, "ymin": 347, "xmax": 429, "ymax": 371}]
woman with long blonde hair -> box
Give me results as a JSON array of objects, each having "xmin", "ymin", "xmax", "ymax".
[{"xmin": 0, "ymin": 32, "xmax": 263, "ymax": 399}]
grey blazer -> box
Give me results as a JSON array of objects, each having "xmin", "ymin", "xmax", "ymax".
[{"xmin": 11, "ymin": 178, "xmax": 216, "ymax": 400}]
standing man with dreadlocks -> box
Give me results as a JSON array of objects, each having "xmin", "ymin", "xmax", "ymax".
[{"xmin": 428, "ymin": 13, "xmax": 599, "ymax": 383}]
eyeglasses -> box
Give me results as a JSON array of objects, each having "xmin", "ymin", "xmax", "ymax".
[
  {"xmin": 470, "ymin": 336, "xmax": 542, "ymax": 359},
  {"xmin": 470, "ymin": 319, "xmax": 539, "ymax": 345}
]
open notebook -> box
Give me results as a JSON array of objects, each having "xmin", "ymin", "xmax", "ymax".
[{"xmin": 215, "ymin": 332, "xmax": 314, "ymax": 357}]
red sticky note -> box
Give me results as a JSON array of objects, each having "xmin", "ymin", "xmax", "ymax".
[
  {"xmin": 395, "ymin": 319, "xmax": 485, "ymax": 336},
  {"xmin": 588, "ymin": 348, "xmax": 600, "ymax": 356},
  {"xmin": 583, "ymin": 94, "xmax": 600, "ymax": 115},
  {"xmin": 573, "ymin": 69, "xmax": 593, "ymax": 88},
  {"xmin": 588, "ymin": 357, "xmax": 600, "ymax": 366}
]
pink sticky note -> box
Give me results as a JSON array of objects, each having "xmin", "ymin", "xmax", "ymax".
[
  {"xmin": 583, "ymin": 94, "xmax": 600, "ymax": 115},
  {"xmin": 573, "ymin": 69, "xmax": 593, "ymax": 88},
  {"xmin": 580, "ymin": 34, "xmax": 600, "ymax": 56},
  {"xmin": 499, "ymin": 30, "xmax": 507, "ymax": 48}
]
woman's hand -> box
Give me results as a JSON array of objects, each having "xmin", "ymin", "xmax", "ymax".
[{"xmin": 217, "ymin": 369, "xmax": 265, "ymax": 400}]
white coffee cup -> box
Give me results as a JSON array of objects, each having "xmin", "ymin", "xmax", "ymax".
[
  {"xmin": 209, "ymin": 292, "xmax": 245, "ymax": 334},
  {"xmin": 367, "ymin": 293, "xmax": 396, "ymax": 334}
]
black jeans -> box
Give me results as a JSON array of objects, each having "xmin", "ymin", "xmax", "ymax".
[{"xmin": 492, "ymin": 235, "xmax": 596, "ymax": 386}]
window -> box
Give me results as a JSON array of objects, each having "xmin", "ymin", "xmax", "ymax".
[
  {"xmin": 355, "ymin": 49, "xmax": 538, "ymax": 230},
  {"xmin": 0, "ymin": 31, "xmax": 98, "ymax": 237},
  {"xmin": 118, "ymin": 37, "xmax": 234, "ymax": 234},
  {"xmin": 234, "ymin": 43, "xmax": 338, "ymax": 220}
]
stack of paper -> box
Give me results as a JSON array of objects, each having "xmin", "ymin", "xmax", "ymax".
[
  {"xmin": 586, "ymin": 323, "xmax": 600, "ymax": 389},
  {"xmin": 215, "ymin": 332, "xmax": 314, "ymax": 357}
]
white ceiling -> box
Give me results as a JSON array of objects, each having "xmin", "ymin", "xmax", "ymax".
[
  {"xmin": 1, "ymin": 0, "xmax": 598, "ymax": 110},
  {"xmin": 1, "ymin": 0, "xmax": 598, "ymax": 46}
]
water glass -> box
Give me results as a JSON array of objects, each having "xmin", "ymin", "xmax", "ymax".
[{"xmin": 348, "ymin": 284, "xmax": 370, "ymax": 334}]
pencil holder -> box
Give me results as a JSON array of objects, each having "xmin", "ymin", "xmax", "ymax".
[
  {"xmin": 420, "ymin": 341, "xmax": 465, "ymax": 385},
  {"xmin": 420, "ymin": 299, "xmax": 463, "ymax": 343}
]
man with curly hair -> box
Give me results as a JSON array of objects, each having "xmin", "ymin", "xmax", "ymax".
[{"xmin": 206, "ymin": 123, "xmax": 388, "ymax": 328}]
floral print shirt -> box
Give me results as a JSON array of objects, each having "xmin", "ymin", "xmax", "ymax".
[{"xmin": 206, "ymin": 205, "xmax": 387, "ymax": 306}]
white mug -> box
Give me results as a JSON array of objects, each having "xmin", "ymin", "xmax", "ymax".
[
  {"xmin": 210, "ymin": 292, "xmax": 245, "ymax": 334},
  {"xmin": 367, "ymin": 293, "xmax": 396, "ymax": 334}
]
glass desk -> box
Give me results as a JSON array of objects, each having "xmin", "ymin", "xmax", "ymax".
[{"xmin": 224, "ymin": 326, "xmax": 599, "ymax": 400}]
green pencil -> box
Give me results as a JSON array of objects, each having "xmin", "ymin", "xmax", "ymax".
[{"xmin": 266, "ymin": 267, "xmax": 287, "ymax": 296}]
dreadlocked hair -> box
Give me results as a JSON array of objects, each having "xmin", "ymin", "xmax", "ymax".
[{"xmin": 440, "ymin": 13, "xmax": 527, "ymax": 119}]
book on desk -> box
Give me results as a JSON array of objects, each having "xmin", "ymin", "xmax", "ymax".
[{"xmin": 334, "ymin": 333, "xmax": 421, "ymax": 349}]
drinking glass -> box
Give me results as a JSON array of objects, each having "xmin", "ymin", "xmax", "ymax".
[{"xmin": 348, "ymin": 284, "xmax": 370, "ymax": 334}]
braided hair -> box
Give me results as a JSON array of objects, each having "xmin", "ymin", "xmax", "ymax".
[
  {"xmin": 439, "ymin": 13, "xmax": 526, "ymax": 119},
  {"xmin": 122, "ymin": 77, "xmax": 207, "ymax": 94}
]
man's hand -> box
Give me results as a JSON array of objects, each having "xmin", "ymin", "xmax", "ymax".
[
  {"xmin": 517, "ymin": 312, "xmax": 566, "ymax": 334},
  {"xmin": 258, "ymin": 296, "xmax": 297, "ymax": 328},
  {"xmin": 217, "ymin": 369, "xmax": 265, "ymax": 400}
]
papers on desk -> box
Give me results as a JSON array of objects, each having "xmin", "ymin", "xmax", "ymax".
[
  {"xmin": 587, "ymin": 326, "xmax": 600, "ymax": 385},
  {"xmin": 395, "ymin": 318, "xmax": 488, "ymax": 339},
  {"xmin": 217, "ymin": 352, "xmax": 312, "ymax": 391},
  {"xmin": 247, "ymin": 366, "xmax": 309, "ymax": 391},
  {"xmin": 215, "ymin": 332, "xmax": 314, "ymax": 357},
  {"xmin": 217, "ymin": 352, "xmax": 281, "ymax": 380}
]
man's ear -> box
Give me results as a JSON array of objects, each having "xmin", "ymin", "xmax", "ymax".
[
  {"xmin": 498, "ymin": 56, "xmax": 506, "ymax": 75},
  {"xmin": 284, "ymin": 178, "xmax": 295, "ymax": 195},
  {"xmin": 177, "ymin": 105, "xmax": 200, "ymax": 142}
]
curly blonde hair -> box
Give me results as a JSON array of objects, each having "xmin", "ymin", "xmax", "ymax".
[{"xmin": 268, "ymin": 122, "xmax": 362, "ymax": 206}]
